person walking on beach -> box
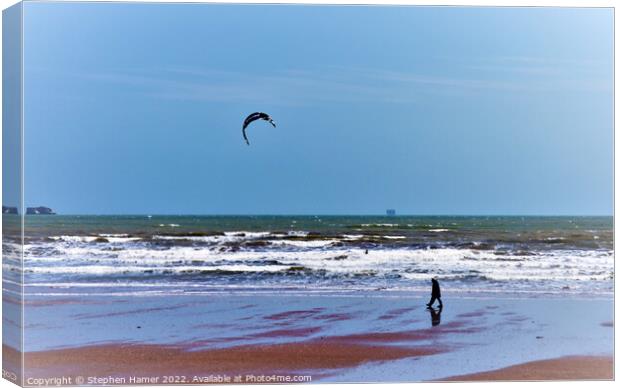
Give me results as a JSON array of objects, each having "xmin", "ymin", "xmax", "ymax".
[{"xmin": 426, "ymin": 277, "xmax": 443, "ymax": 308}]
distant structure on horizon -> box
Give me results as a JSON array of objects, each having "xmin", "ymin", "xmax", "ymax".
[
  {"xmin": 26, "ymin": 206, "xmax": 56, "ymax": 215},
  {"xmin": 2, "ymin": 206, "xmax": 18, "ymax": 215},
  {"xmin": 386, "ymin": 209, "xmax": 396, "ymax": 216}
]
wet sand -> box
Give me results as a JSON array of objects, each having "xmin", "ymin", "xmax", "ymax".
[
  {"xmin": 442, "ymin": 355, "xmax": 613, "ymax": 381},
  {"xmin": 17, "ymin": 341, "xmax": 443, "ymax": 381},
  {"xmin": 7, "ymin": 345, "xmax": 615, "ymax": 384},
  {"xmin": 6, "ymin": 294, "xmax": 614, "ymax": 383}
]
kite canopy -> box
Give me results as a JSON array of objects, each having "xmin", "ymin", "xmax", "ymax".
[{"xmin": 242, "ymin": 112, "xmax": 276, "ymax": 145}]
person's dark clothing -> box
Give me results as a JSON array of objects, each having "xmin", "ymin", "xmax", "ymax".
[
  {"xmin": 427, "ymin": 295, "xmax": 442, "ymax": 307},
  {"xmin": 427, "ymin": 278, "xmax": 443, "ymax": 308},
  {"xmin": 431, "ymin": 279, "xmax": 441, "ymax": 297}
]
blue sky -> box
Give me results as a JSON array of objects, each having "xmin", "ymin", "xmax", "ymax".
[{"xmin": 20, "ymin": 3, "xmax": 613, "ymax": 215}]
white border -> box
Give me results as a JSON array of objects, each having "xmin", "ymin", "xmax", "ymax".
[{"xmin": 0, "ymin": 2, "xmax": 616, "ymax": 388}]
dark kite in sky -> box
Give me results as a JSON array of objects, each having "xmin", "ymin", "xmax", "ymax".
[{"xmin": 242, "ymin": 112, "xmax": 276, "ymax": 145}]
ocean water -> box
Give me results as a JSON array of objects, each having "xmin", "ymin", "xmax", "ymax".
[{"xmin": 4, "ymin": 215, "xmax": 614, "ymax": 298}]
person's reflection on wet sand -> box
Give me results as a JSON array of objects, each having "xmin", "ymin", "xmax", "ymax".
[{"xmin": 429, "ymin": 306, "xmax": 442, "ymax": 326}]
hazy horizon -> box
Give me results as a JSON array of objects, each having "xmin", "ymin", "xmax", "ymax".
[{"xmin": 16, "ymin": 212, "xmax": 614, "ymax": 217}]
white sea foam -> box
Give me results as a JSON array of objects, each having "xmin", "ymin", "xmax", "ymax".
[
  {"xmin": 286, "ymin": 231, "xmax": 309, "ymax": 237},
  {"xmin": 151, "ymin": 231, "xmax": 272, "ymax": 244},
  {"xmin": 49, "ymin": 235, "xmax": 141, "ymax": 243},
  {"xmin": 49, "ymin": 235, "xmax": 98, "ymax": 243},
  {"xmin": 342, "ymin": 234, "xmax": 364, "ymax": 240},
  {"xmin": 26, "ymin": 264, "xmax": 290, "ymax": 275},
  {"xmin": 21, "ymin": 228, "xmax": 614, "ymax": 296},
  {"xmin": 22, "ymin": 242, "xmax": 613, "ymax": 284},
  {"xmin": 267, "ymin": 239, "xmax": 340, "ymax": 248}
]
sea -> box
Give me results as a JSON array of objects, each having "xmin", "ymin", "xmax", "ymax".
[{"xmin": 3, "ymin": 215, "xmax": 614, "ymax": 298}]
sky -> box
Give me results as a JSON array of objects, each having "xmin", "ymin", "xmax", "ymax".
[{"xmin": 15, "ymin": 2, "xmax": 614, "ymax": 215}]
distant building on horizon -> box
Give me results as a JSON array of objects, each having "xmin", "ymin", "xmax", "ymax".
[
  {"xmin": 386, "ymin": 209, "xmax": 396, "ymax": 216},
  {"xmin": 26, "ymin": 206, "xmax": 56, "ymax": 215},
  {"xmin": 2, "ymin": 206, "xmax": 18, "ymax": 215}
]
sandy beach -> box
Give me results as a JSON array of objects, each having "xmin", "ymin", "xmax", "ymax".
[
  {"xmin": 4, "ymin": 293, "xmax": 613, "ymax": 384},
  {"xmin": 6, "ymin": 345, "xmax": 614, "ymax": 384},
  {"xmin": 443, "ymin": 356, "xmax": 613, "ymax": 381}
]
